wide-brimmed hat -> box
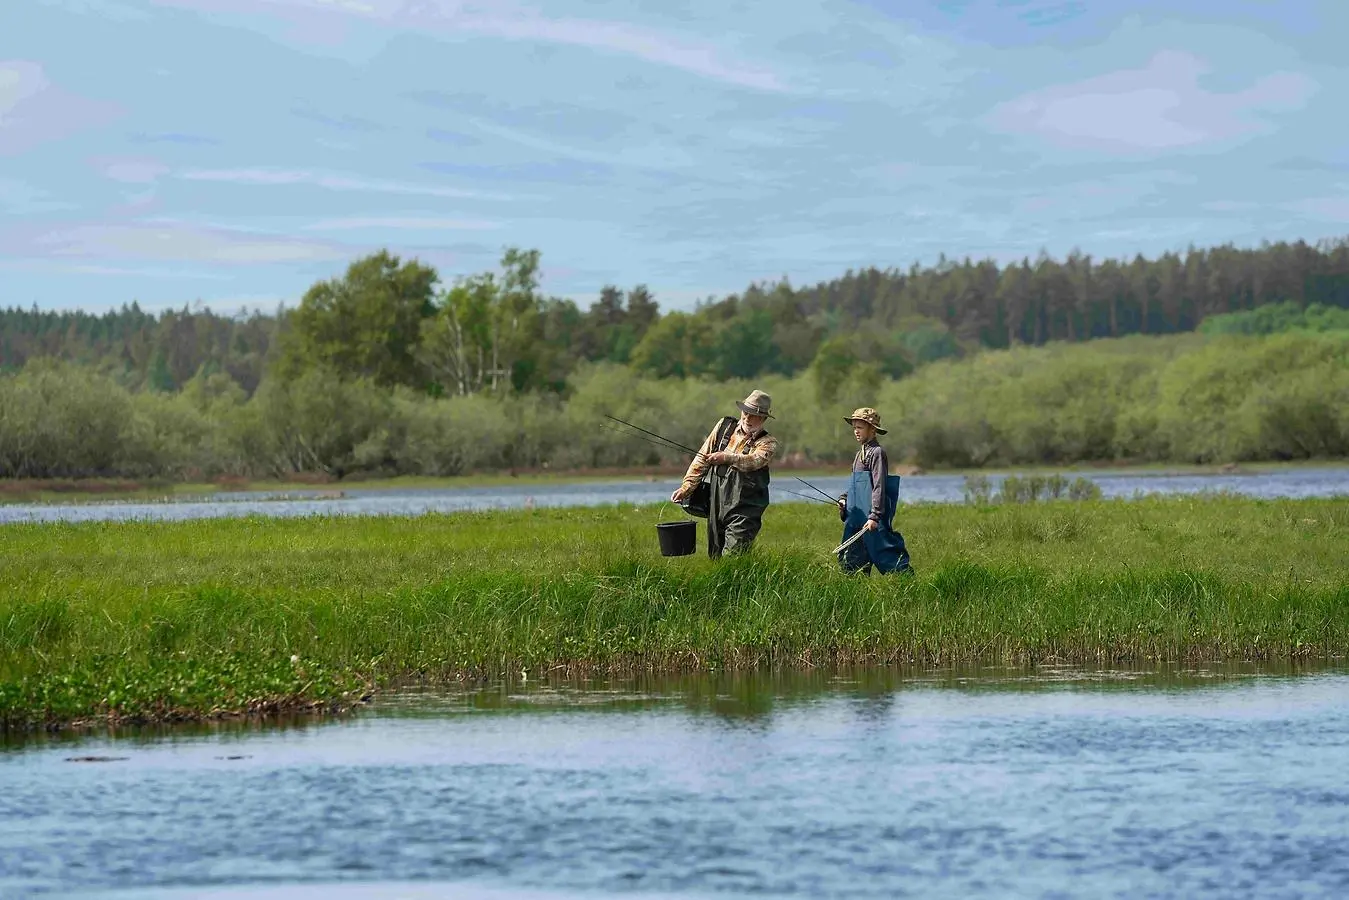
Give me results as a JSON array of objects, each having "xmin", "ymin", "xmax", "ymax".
[
  {"xmin": 845, "ymin": 407, "xmax": 887, "ymax": 435},
  {"xmin": 736, "ymin": 389, "xmax": 774, "ymax": 418}
]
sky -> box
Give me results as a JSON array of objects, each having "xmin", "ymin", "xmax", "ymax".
[{"xmin": 2, "ymin": 0, "xmax": 1347, "ymax": 315}]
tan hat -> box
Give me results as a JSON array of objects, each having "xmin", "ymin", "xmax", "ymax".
[
  {"xmin": 845, "ymin": 407, "xmax": 887, "ymax": 435},
  {"xmin": 737, "ymin": 389, "xmax": 774, "ymax": 418}
]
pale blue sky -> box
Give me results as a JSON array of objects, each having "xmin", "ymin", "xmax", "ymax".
[{"xmin": 2, "ymin": 0, "xmax": 1347, "ymax": 313}]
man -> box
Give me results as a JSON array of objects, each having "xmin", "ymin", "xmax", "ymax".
[
  {"xmin": 837, "ymin": 407, "xmax": 912, "ymax": 575},
  {"xmin": 670, "ymin": 389, "xmax": 779, "ymax": 559}
]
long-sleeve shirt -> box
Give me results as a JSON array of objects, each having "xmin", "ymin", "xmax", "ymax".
[
  {"xmin": 851, "ymin": 439, "xmax": 888, "ymax": 524},
  {"xmin": 679, "ymin": 417, "xmax": 778, "ymax": 495}
]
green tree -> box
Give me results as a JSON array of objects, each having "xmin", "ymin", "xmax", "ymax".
[
  {"xmin": 712, "ymin": 307, "xmax": 777, "ymax": 378},
  {"xmin": 630, "ymin": 312, "xmax": 716, "ymax": 378},
  {"xmin": 494, "ymin": 247, "xmax": 545, "ymax": 392},
  {"xmin": 415, "ymin": 247, "xmax": 547, "ymax": 395},
  {"xmin": 626, "ymin": 285, "xmax": 659, "ymax": 339},
  {"xmin": 284, "ymin": 250, "xmax": 438, "ymax": 387},
  {"xmin": 896, "ymin": 321, "xmax": 959, "ymax": 366},
  {"xmin": 417, "ymin": 272, "xmax": 496, "ymax": 396},
  {"xmin": 808, "ymin": 335, "xmax": 858, "ymax": 403},
  {"xmin": 147, "ymin": 352, "xmax": 175, "ymax": 392}
]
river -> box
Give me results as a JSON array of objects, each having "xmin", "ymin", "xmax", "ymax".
[
  {"xmin": 2, "ymin": 465, "xmax": 1347, "ymax": 525},
  {"xmin": 4, "ymin": 664, "xmax": 1348, "ymax": 898}
]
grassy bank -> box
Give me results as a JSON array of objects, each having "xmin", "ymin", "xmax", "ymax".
[{"xmin": 2, "ymin": 495, "xmax": 1347, "ymax": 731}]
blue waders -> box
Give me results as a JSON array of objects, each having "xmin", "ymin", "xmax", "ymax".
[{"xmin": 840, "ymin": 470, "xmax": 912, "ymax": 574}]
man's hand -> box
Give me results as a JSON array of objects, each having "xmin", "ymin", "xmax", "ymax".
[
  {"xmin": 705, "ymin": 451, "xmax": 732, "ymax": 466},
  {"xmin": 671, "ymin": 486, "xmax": 688, "ymax": 503},
  {"xmin": 863, "ymin": 518, "xmax": 879, "ymax": 532}
]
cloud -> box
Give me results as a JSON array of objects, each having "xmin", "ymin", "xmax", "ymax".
[
  {"xmin": 1086, "ymin": 221, "xmax": 1205, "ymax": 241},
  {"xmin": 1287, "ymin": 194, "xmax": 1349, "ymax": 223},
  {"xmin": 129, "ymin": 131, "xmax": 220, "ymax": 145},
  {"xmin": 148, "ymin": 0, "xmax": 787, "ymax": 91},
  {"xmin": 0, "ymin": 259, "xmax": 230, "ymax": 279},
  {"xmin": 418, "ymin": 158, "xmax": 613, "ymax": 187},
  {"xmin": 0, "ymin": 178, "xmax": 76, "ymax": 215},
  {"xmin": 1014, "ymin": 2, "xmax": 1088, "ymax": 28},
  {"xmin": 450, "ymin": 8, "xmax": 786, "ymax": 92},
  {"xmin": 290, "ymin": 107, "xmax": 384, "ymax": 133},
  {"xmin": 6, "ymin": 221, "xmax": 345, "ymax": 264},
  {"xmin": 1008, "ymin": 170, "xmax": 1195, "ymax": 218},
  {"xmin": 0, "ymin": 60, "xmax": 123, "ymax": 156},
  {"xmin": 303, "ymin": 215, "xmax": 501, "ymax": 231},
  {"xmin": 426, "ymin": 128, "xmax": 481, "ymax": 148},
  {"xmin": 34, "ymin": 0, "xmax": 152, "ymax": 21},
  {"xmin": 92, "ymin": 156, "xmax": 170, "ymax": 184},
  {"xmin": 177, "ymin": 166, "xmax": 526, "ymax": 201},
  {"xmin": 988, "ymin": 50, "xmax": 1317, "ymax": 153},
  {"xmin": 1275, "ymin": 157, "xmax": 1349, "ymax": 174},
  {"xmin": 0, "ymin": 61, "xmax": 43, "ymax": 115},
  {"xmin": 463, "ymin": 117, "xmax": 696, "ymax": 171}
]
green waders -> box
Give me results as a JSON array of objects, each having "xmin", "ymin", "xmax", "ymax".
[{"xmin": 706, "ymin": 446, "xmax": 771, "ymax": 559}]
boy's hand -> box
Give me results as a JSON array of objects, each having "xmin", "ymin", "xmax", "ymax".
[{"xmin": 864, "ymin": 518, "xmax": 879, "ymax": 532}]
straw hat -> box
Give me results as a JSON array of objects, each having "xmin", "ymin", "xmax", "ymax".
[
  {"xmin": 845, "ymin": 407, "xmax": 887, "ymax": 435},
  {"xmin": 736, "ymin": 389, "xmax": 774, "ymax": 418}
]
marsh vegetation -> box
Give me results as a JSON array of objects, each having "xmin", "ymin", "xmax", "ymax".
[{"xmin": 3, "ymin": 494, "xmax": 1345, "ymax": 731}]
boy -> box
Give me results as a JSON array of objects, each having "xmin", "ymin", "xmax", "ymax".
[{"xmin": 837, "ymin": 407, "xmax": 912, "ymax": 575}]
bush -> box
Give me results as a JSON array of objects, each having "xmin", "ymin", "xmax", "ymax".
[
  {"xmin": 1199, "ymin": 302, "xmax": 1349, "ymax": 336},
  {"xmin": 1, "ymin": 330, "xmax": 1346, "ymax": 481},
  {"xmin": 1151, "ymin": 333, "xmax": 1349, "ymax": 462},
  {"xmin": 0, "ymin": 360, "xmax": 137, "ymax": 478},
  {"xmin": 248, "ymin": 368, "xmax": 394, "ymax": 476}
]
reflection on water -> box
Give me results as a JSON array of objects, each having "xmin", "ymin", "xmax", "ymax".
[
  {"xmin": 4, "ymin": 663, "xmax": 1349, "ymax": 898},
  {"xmin": 5, "ymin": 660, "xmax": 1338, "ymax": 753},
  {"xmin": 2, "ymin": 466, "xmax": 1348, "ymax": 525}
]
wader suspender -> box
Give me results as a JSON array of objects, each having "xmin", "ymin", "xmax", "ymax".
[
  {"xmin": 680, "ymin": 417, "xmax": 740, "ymax": 519},
  {"xmin": 714, "ymin": 416, "xmax": 737, "ymax": 454},
  {"xmin": 715, "ymin": 417, "xmax": 771, "ymax": 463}
]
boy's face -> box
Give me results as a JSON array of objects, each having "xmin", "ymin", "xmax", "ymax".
[{"xmin": 851, "ymin": 421, "xmax": 876, "ymax": 443}]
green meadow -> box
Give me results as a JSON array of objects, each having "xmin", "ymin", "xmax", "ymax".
[{"xmin": 2, "ymin": 494, "xmax": 1347, "ymax": 732}]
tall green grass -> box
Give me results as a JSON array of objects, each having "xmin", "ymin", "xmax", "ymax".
[{"xmin": 2, "ymin": 495, "xmax": 1347, "ymax": 731}]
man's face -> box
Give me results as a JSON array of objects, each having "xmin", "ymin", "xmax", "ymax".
[{"xmin": 741, "ymin": 413, "xmax": 767, "ymax": 432}]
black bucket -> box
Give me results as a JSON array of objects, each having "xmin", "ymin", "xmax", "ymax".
[{"xmin": 656, "ymin": 520, "xmax": 697, "ymax": 557}]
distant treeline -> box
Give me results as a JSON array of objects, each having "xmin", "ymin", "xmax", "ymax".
[
  {"xmin": 3, "ymin": 329, "xmax": 1346, "ymax": 480},
  {"xmin": 0, "ymin": 303, "xmax": 277, "ymax": 395},
  {"xmin": 3, "ymin": 235, "xmax": 1348, "ymax": 396}
]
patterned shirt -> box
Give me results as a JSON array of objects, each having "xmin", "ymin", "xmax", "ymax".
[{"xmin": 680, "ymin": 417, "xmax": 779, "ymax": 495}]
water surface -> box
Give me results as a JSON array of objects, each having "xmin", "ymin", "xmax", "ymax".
[
  {"xmin": 4, "ymin": 664, "xmax": 1348, "ymax": 898},
  {"xmin": 2, "ymin": 466, "xmax": 1347, "ymax": 525}
]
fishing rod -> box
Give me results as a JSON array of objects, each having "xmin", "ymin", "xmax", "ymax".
[
  {"xmin": 782, "ymin": 489, "xmax": 837, "ymax": 506},
  {"xmin": 603, "ymin": 414, "xmax": 703, "ymax": 456},
  {"xmin": 599, "ymin": 423, "xmax": 691, "ymax": 456},
  {"xmin": 795, "ymin": 476, "xmax": 838, "ymax": 504},
  {"xmin": 832, "ymin": 527, "xmax": 868, "ymax": 556}
]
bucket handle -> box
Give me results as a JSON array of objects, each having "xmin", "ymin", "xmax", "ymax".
[{"xmin": 656, "ymin": 497, "xmax": 683, "ymax": 523}]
